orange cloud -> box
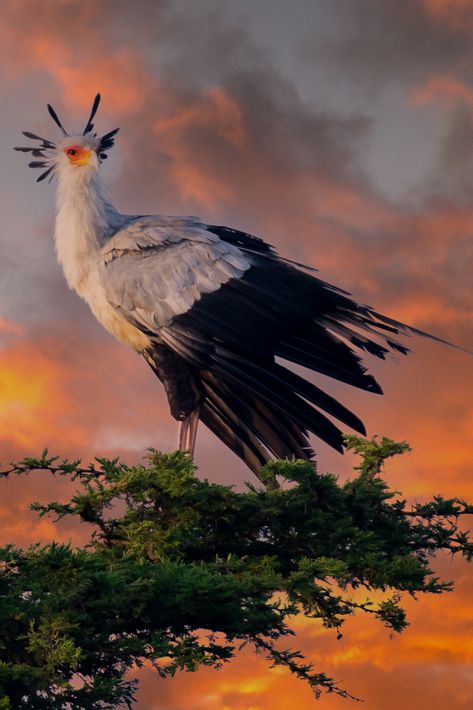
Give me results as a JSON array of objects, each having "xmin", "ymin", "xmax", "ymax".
[
  {"xmin": 0, "ymin": 1, "xmax": 148, "ymax": 114},
  {"xmin": 409, "ymin": 74, "xmax": 473, "ymax": 110},
  {"xmin": 421, "ymin": 0, "xmax": 473, "ymax": 30},
  {"xmin": 0, "ymin": 335, "xmax": 69, "ymax": 449},
  {"xmin": 152, "ymin": 87, "xmax": 248, "ymax": 209}
]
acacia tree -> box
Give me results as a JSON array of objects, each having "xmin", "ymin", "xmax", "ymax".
[{"xmin": 0, "ymin": 436, "xmax": 471, "ymax": 708}]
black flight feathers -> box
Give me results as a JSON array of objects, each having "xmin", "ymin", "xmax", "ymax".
[
  {"xmin": 141, "ymin": 224, "xmax": 471, "ymax": 473},
  {"xmin": 138, "ymin": 228, "xmax": 414, "ymax": 472},
  {"xmin": 14, "ymin": 93, "xmax": 120, "ymax": 180}
]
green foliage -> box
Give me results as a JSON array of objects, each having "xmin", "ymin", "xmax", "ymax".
[{"xmin": 0, "ymin": 436, "xmax": 471, "ymax": 707}]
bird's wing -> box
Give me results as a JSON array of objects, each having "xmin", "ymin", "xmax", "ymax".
[
  {"xmin": 101, "ymin": 216, "xmax": 253, "ymax": 329},
  {"xmin": 100, "ymin": 217, "xmax": 399, "ymax": 468},
  {"xmin": 100, "ymin": 218, "xmax": 467, "ymax": 473}
]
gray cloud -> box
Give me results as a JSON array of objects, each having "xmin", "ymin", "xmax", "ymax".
[
  {"xmin": 420, "ymin": 104, "xmax": 473, "ymax": 202},
  {"xmin": 303, "ymin": 0, "xmax": 473, "ymax": 94}
]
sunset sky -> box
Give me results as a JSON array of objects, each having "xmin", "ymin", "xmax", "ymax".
[{"xmin": 1, "ymin": 0, "xmax": 473, "ymax": 707}]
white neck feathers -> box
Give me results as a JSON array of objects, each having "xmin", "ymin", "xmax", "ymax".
[{"xmin": 54, "ymin": 168, "xmax": 123, "ymax": 294}]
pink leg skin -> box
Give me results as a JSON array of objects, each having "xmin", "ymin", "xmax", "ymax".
[
  {"xmin": 178, "ymin": 409, "xmax": 200, "ymax": 456},
  {"xmin": 178, "ymin": 418, "xmax": 189, "ymax": 450},
  {"xmin": 186, "ymin": 409, "xmax": 200, "ymax": 456}
]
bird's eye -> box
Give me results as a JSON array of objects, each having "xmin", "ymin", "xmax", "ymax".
[{"xmin": 67, "ymin": 148, "xmax": 77, "ymax": 156}]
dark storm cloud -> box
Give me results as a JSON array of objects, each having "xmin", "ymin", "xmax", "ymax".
[
  {"xmin": 297, "ymin": 0, "xmax": 473, "ymax": 199},
  {"xmin": 304, "ymin": 0, "xmax": 473, "ymax": 93},
  {"xmin": 93, "ymin": 1, "xmax": 376, "ymax": 216},
  {"xmin": 118, "ymin": 62, "xmax": 373, "ymax": 217}
]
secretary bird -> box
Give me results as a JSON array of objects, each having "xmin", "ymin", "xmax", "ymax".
[{"xmin": 14, "ymin": 95, "xmax": 463, "ymax": 475}]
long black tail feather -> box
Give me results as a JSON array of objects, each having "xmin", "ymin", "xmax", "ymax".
[
  {"xmin": 199, "ymin": 370, "xmax": 314, "ymax": 475},
  {"xmin": 211, "ymin": 348, "xmax": 346, "ymax": 453},
  {"xmin": 369, "ymin": 310, "xmax": 473, "ymax": 356}
]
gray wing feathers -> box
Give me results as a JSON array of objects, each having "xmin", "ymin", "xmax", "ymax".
[{"xmin": 101, "ymin": 218, "xmax": 252, "ymax": 331}]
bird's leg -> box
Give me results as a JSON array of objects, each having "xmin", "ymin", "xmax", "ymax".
[
  {"xmin": 145, "ymin": 344, "xmax": 203, "ymax": 456},
  {"xmin": 178, "ymin": 417, "xmax": 190, "ymax": 450},
  {"xmin": 177, "ymin": 409, "xmax": 200, "ymax": 456},
  {"xmin": 185, "ymin": 408, "xmax": 200, "ymax": 456}
]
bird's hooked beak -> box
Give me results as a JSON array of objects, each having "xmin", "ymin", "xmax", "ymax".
[{"xmin": 73, "ymin": 149, "xmax": 93, "ymax": 167}]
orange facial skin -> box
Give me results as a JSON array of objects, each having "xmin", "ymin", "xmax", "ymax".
[{"xmin": 64, "ymin": 145, "xmax": 92, "ymax": 166}]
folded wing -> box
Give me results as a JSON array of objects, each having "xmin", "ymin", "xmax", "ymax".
[{"xmin": 101, "ymin": 217, "xmax": 417, "ymax": 473}]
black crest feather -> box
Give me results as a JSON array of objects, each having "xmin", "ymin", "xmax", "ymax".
[
  {"xmin": 83, "ymin": 93, "xmax": 101, "ymax": 135},
  {"xmin": 99, "ymin": 127, "xmax": 120, "ymax": 156},
  {"xmin": 36, "ymin": 165, "xmax": 55, "ymax": 183},
  {"xmin": 47, "ymin": 103, "xmax": 67, "ymax": 135},
  {"xmin": 22, "ymin": 131, "xmax": 55, "ymax": 148},
  {"xmin": 28, "ymin": 160, "xmax": 48, "ymax": 168}
]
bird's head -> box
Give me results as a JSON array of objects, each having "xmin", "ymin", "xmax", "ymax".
[{"xmin": 14, "ymin": 94, "xmax": 119, "ymax": 183}]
